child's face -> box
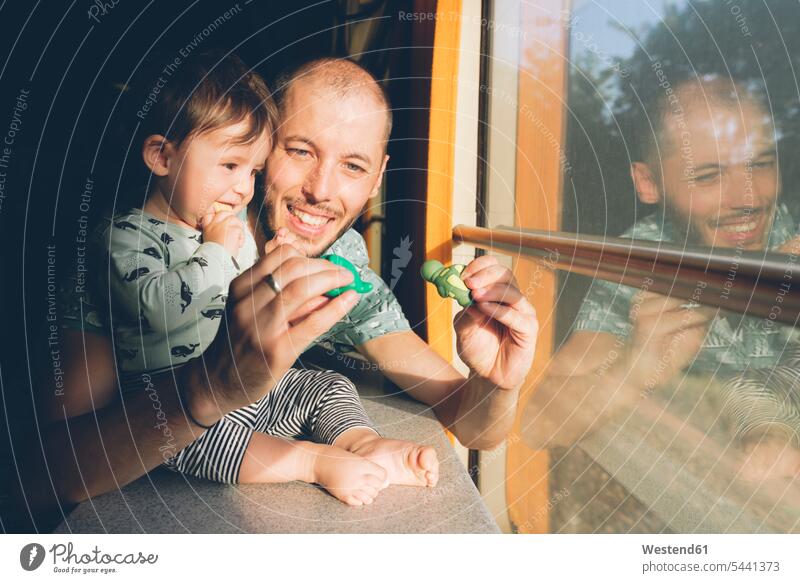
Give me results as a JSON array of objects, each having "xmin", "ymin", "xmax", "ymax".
[{"xmin": 159, "ymin": 120, "xmax": 271, "ymax": 229}]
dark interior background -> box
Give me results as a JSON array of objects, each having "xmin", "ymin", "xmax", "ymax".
[{"xmin": 0, "ymin": 0, "xmax": 435, "ymax": 532}]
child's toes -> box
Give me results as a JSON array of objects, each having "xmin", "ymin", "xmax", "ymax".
[
  {"xmin": 362, "ymin": 484, "xmax": 380, "ymax": 499},
  {"xmin": 343, "ymin": 495, "xmax": 363, "ymax": 506},
  {"xmin": 426, "ymin": 470, "xmax": 439, "ymax": 487},
  {"xmin": 353, "ymin": 490, "xmax": 374, "ymax": 505},
  {"xmin": 419, "ymin": 446, "xmax": 439, "ymax": 472}
]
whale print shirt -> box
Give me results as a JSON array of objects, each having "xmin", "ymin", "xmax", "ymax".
[{"xmin": 101, "ymin": 208, "xmax": 258, "ymax": 375}]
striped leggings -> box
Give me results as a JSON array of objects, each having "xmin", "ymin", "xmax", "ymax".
[{"xmin": 165, "ymin": 368, "xmax": 376, "ymax": 484}]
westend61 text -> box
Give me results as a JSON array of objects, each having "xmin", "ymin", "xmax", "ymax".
[{"xmin": 642, "ymin": 544, "xmax": 708, "ymax": 555}]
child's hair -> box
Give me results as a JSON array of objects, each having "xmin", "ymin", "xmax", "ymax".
[{"xmin": 138, "ymin": 49, "xmax": 278, "ymax": 147}]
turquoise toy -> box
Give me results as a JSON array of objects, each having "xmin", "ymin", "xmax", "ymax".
[
  {"xmin": 323, "ymin": 254, "xmax": 373, "ymax": 297},
  {"xmin": 420, "ymin": 259, "xmax": 473, "ymax": 307}
]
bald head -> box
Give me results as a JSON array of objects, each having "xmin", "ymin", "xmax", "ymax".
[
  {"xmin": 275, "ymin": 57, "xmax": 392, "ymax": 145},
  {"xmin": 639, "ymin": 75, "xmax": 769, "ymax": 167}
]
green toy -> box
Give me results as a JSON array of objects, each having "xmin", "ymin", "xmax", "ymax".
[
  {"xmin": 323, "ymin": 254, "xmax": 373, "ymax": 297},
  {"xmin": 420, "ymin": 259, "xmax": 473, "ymax": 307}
]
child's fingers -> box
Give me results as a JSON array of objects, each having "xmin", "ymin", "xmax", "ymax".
[
  {"xmin": 203, "ymin": 210, "xmax": 234, "ymax": 228},
  {"xmin": 200, "ymin": 212, "xmax": 215, "ymax": 228},
  {"xmin": 264, "ymin": 229, "xmax": 287, "ymax": 254}
]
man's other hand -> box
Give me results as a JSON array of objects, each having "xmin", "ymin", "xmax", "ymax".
[{"xmin": 455, "ymin": 255, "xmax": 538, "ymax": 390}]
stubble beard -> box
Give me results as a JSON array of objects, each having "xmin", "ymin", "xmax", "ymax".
[{"xmin": 261, "ymin": 193, "xmax": 361, "ymax": 258}]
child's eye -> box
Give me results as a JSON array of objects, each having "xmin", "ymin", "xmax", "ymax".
[{"xmin": 222, "ymin": 163, "xmax": 238, "ymax": 171}]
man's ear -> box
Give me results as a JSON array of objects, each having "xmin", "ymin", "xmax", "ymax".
[
  {"xmin": 630, "ymin": 162, "xmax": 661, "ymax": 204},
  {"xmin": 142, "ymin": 135, "xmax": 174, "ymax": 177},
  {"xmin": 369, "ymin": 154, "xmax": 390, "ymax": 199}
]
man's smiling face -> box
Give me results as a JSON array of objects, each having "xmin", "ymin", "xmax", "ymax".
[
  {"xmin": 633, "ymin": 83, "xmax": 780, "ymax": 251},
  {"xmin": 264, "ymin": 77, "xmax": 389, "ymax": 257}
]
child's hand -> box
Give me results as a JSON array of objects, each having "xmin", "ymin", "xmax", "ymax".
[
  {"xmin": 265, "ymin": 227, "xmax": 304, "ymax": 255},
  {"xmin": 202, "ymin": 211, "xmax": 245, "ymax": 257}
]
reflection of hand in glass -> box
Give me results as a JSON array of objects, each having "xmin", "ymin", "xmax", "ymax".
[
  {"xmin": 738, "ymin": 432, "xmax": 800, "ymax": 483},
  {"xmin": 777, "ymin": 236, "xmax": 800, "ymax": 256},
  {"xmin": 624, "ymin": 291, "xmax": 715, "ymax": 391}
]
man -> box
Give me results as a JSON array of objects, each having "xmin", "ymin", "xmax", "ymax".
[
  {"xmin": 29, "ymin": 57, "xmax": 537, "ymax": 517},
  {"xmin": 522, "ymin": 73, "xmax": 799, "ymax": 478}
]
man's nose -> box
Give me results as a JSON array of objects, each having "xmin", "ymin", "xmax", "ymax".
[
  {"xmin": 725, "ymin": 165, "xmax": 755, "ymax": 209},
  {"xmin": 302, "ymin": 161, "xmax": 336, "ymax": 203}
]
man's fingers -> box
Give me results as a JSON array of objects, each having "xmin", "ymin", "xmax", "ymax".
[
  {"xmin": 244, "ymin": 263, "xmax": 349, "ymax": 317},
  {"xmin": 474, "ymin": 301, "xmax": 539, "ymax": 342},
  {"xmin": 270, "ymin": 257, "xmax": 350, "ymax": 296},
  {"xmin": 778, "ymin": 235, "xmax": 800, "ymax": 256},
  {"xmin": 277, "ymin": 268, "xmax": 357, "ymax": 318},
  {"xmin": 471, "ymin": 282, "xmax": 529, "ymax": 311},
  {"xmin": 463, "ymin": 263, "xmax": 515, "ymax": 290},
  {"xmin": 648, "ymin": 307, "xmax": 713, "ymax": 336},
  {"xmin": 287, "ymin": 296, "xmax": 332, "ymax": 326},
  {"xmin": 453, "ymin": 304, "xmax": 490, "ymax": 329},
  {"xmin": 230, "ymin": 243, "xmax": 304, "ymax": 301},
  {"xmin": 461, "ymin": 254, "xmax": 499, "ymax": 280},
  {"xmin": 287, "ymin": 290, "xmax": 360, "ymax": 345},
  {"xmin": 633, "ymin": 291, "xmax": 692, "ymax": 318}
]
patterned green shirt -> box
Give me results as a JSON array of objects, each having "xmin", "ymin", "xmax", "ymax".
[
  {"xmin": 573, "ymin": 203, "xmax": 799, "ymax": 377},
  {"xmin": 60, "ymin": 225, "xmax": 410, "ymax": 355},
  {"xmin": 101, "ymin": 209, "xmax": 259, "ymax": 374}
]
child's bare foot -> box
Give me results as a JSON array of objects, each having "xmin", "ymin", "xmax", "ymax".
[
  {"xmin": 335, "ymin": 429, "xmax": 439, "ymax": 488},
  {"xmin": 312, "ymin": 444, "xmax": 389, "ymax": 506}
]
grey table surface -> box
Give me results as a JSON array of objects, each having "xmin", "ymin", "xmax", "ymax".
[{"xmin": 55, "ymin": 359, "xmax": 499, "ymax": 534}]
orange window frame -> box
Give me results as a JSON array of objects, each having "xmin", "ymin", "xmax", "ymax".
[{"xmin": 505, "ymin": 0, "xmax": 569, "ymax": 534}]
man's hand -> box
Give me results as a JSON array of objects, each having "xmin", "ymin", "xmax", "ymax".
[
  {"xmin": 623, "ymin": 291, "xmax": 714, "ymax": 390},
  {"xmin": 455, "ymin": 255, "xmax": 538, "ymax": 390},
  {"xmin": 738, "ymin": 434, "xmax": 800, "ymax": 483},
  {"xmin": 777, "ymin": 236, "xmax": 800, "ymax": 256},
  {"xmin": 201, "ymin": 210, "xmax": 245, "ymax": 257},
  {"xmin": 185, "ymin": 242, "xmax": 357, "ymax": 423}
]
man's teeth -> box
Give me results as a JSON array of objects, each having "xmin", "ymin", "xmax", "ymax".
[
  {"xmin": 720, "ymin": 221, "xmax": 757, "ymax": 234},
  {"xmin": 289, "ymin": 206, "xmax": 329, "ymax": 227}
]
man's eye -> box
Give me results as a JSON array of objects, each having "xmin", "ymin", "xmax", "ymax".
[
  {"xmin": 345, "ymin": 162, "xmax": 365, "ymax": 173},
  {"xmin": 695, "ymin": 172, "xmax": 720, "ymax": 184},
  {"xmin": 753, "ymin": 158, "xmax": 775, "ymax": 169},
  {"xmin": 287, "ymin": 148, "xmax": 310, "ymax": 158}
]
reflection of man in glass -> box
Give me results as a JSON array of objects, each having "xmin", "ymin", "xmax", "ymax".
[{"xmin": 523, "ymin": 74, "xmax": 800, "ymax": 480}]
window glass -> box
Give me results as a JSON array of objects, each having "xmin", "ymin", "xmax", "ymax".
[{"xmin": 498, "ymin": 0, "xmax": 800, "ymax": 533}]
